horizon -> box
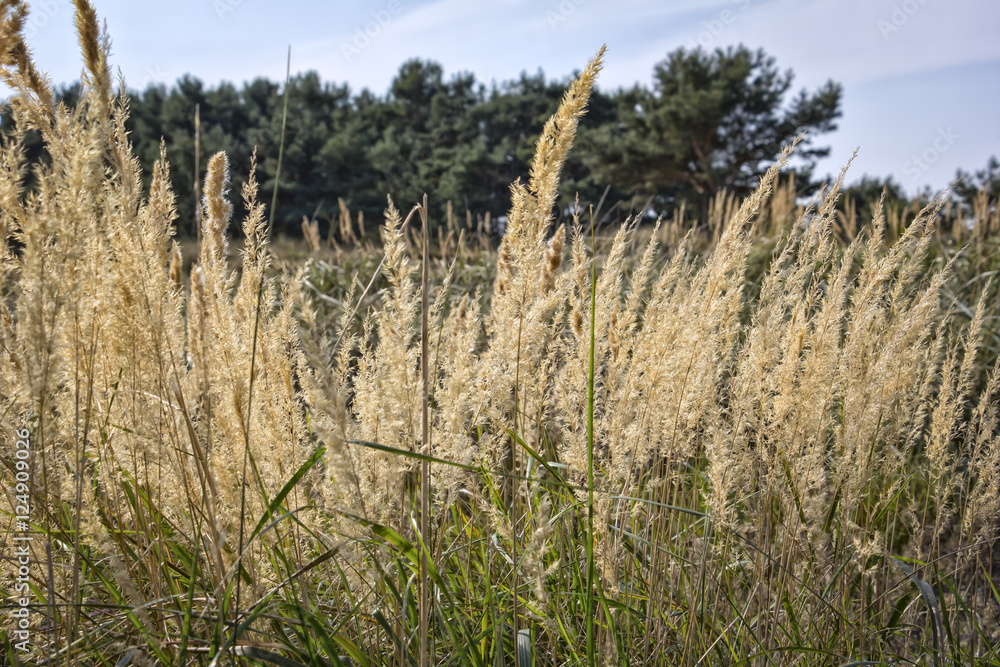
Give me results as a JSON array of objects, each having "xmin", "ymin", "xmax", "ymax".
[{"xmin": 2, "ymin": 0, "xmax": 998, "ymax": 196}]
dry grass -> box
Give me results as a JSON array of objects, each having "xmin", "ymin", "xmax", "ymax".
[{"xmin": 1, "ymin": 2, "xmax": 998, "ymax": 665}]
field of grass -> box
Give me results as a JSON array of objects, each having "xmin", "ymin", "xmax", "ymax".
[{"xmin": 2, "ymin": 2, "xmax": 999, "ymax": 665}]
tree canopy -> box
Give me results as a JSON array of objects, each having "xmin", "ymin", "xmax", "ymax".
[
  {"xmin": 583, "ymin": 46, "xmax": 842, "ymax": 216},
  {"xmin": 2, "ymin": 44, "xmax": 850, "ymax": 236}
]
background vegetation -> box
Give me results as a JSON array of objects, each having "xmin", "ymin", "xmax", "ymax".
[{"xmin": 3, "ymin": 41, "xmax": 852, "ymax": 234}]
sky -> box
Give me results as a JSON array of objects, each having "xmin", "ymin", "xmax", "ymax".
[{"xmin": 3, "ymin": 0, "xmax": 999, "ymax": 195}]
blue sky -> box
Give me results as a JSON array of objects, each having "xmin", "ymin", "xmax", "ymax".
[{"xmin": 4, "ymin": 0, "xmax": 999, "ymax": 194}]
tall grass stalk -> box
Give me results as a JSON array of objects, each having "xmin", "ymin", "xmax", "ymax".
[
  {"xmin": 419, "ymin": 193, "xmax": 431, "ymax": 667},
  {"xmin": 234, "ymin": 44, "xmax": 291, "ymax": 630},
  {"xmin": 586, "ymin": 209, "xmax": 597, "ymax": 665}
]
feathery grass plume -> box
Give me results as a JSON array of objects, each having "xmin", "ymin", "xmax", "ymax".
[
  {"xmin": 201, "ymin": 151, "xmax": 232, "ymax": 265},
  {"xmin": 73, "ymin": 0, "xmax": 110, "ymax": 116},
  {"xmin": 473, "ymin": 48, "xmax": 605, "ymax": 469},
  {"xmin": 927, "ymin": 282, "xmax": 987, "ymax": 543},
  {"xmin": 832, "ymin": 200, "xmax": 946, "ymax": 533},
  {"xmin": 0, "ymin": 93, "xmax": 26, "ymax": 318},
  {"xmin": 168, "ymin": 241, "xmax": 183, "ymax": 288},
  {"xmin": 539, "ymin": 223, "xmax": 565, "ymax": 295},
  {"xmin": 302, "ymin": 215, "xmax": 322, "ymax": 252},
  {"xmin": 350, "ymin": 197, "xmax": 422, "ymax": 522},
  {"xmin": 0, "ymin": 1, "xmax": 25, "ymax": 64},
  {"xmin": 338, "ymin": 196, "xmax": 357, "ymax": 244},
  {"xmin": 0, "ymin": 1, "xmax": 54, "ymax": 128},
  {"xmin": 291, "ymin": 267, "xmax": 360, "ymax": 516},
  {"xmin": 526, "ymin": 46, "xmax": 605, "ymax": 238},
  {"xmin": 430, "ymin": 289, "xmax": 481, "ymax": 498},
  {"xmin": 964, "ymin": 356, "xmax": 1000, "ymax": 544},
  {"xmin": 492, "ymin": 46, "xmax": 605, "ymax": 299},
  {"xmin": 707, "ymin": 188, "xmax": 738, "ymax": 245}
]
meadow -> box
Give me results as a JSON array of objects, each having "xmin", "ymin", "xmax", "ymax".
[{"xmin": 1, "ymin": 2, "xmax": 999, "ymax": 665}]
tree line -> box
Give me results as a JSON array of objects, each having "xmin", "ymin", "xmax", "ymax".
[{"xmin": 3, "ymin": 44, "xmax": 994, "ymax": 237}]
